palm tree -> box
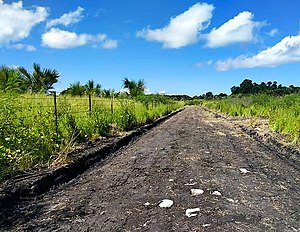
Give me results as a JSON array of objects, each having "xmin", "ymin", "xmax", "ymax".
[
  {"xmin": 19, "ymin": 63, "xmax": 59, "ymax": 93},
  {"xmin": 123, "ymin": 78, "xmax": 134, "ymax": 94},
  {"xmin": 68, "ymin": 82, "xmax": 86, "ymax": 96},
  {"xmin": 102, "ymin": 89, "xmax": 115, "ymax": 98},
  {"xmin": 123, "ymin": 78, "xmax": 145, "ymax": 97},
  {"xmin": 94, "ymin": 84, "xmax": 102, "ymax": 96},
  {"xmin": 85, "ymin": 79, "xmax": 95, "ymax": 95},
  {"xmin": 0, "ymin": 66, "xmax": 25, "ymax": 93}
]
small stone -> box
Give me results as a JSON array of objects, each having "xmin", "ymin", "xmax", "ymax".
[
  {"xmin": 185, "ymin": 208, "xmax": 200, "ymax": 217},
  {"xmin": 159, "ymin": 199, "xmax": 173, "ymax": 208},
  {"xmin": 202, "ymin": 224, "xmax": 211, "ymax": 227},
  {"xmin": 184, "ymin": 182, "xmax": 197, "ymax": 186},
  {"xmin": 212, "ymin": 191, "xmax": 222, "ymax": 196},
  {"xmin": 169, "ymin": 179, "xmax": 174, "ymax": 182},
  {"xmin": 191, "ymin": 189, "xmax": 204, "ymax": 196},
  {"xmin": 226, "ymin": 198, "xmax": 238, "ymax": 203},
  {"xmin": 239, "ymin": 168, "xmax": 250, "ymax": 174},
  {"xmin": 100, "ymin": 211, "xmax": 106, "ymax": 215},
  {"xmin": 144, "ymin": 202, "xmax": 150, "ymax": 206}
]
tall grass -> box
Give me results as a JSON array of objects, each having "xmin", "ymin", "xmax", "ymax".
[
  {"xmin": 202, "ymin": 94, "xmax": 300, "ymax": 144},
  {"xmin": 0, "ymin": 93, "xmax": 184, "ymax": 179}
]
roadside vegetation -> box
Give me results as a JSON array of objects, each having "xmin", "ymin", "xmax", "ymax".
[
  {"xmin": 0, "ymin": 64, "xmax": 183, "ymax": 180},
  {"xmin": 202, "ymin": 79, "xmax": 300, "ymax": 145}
]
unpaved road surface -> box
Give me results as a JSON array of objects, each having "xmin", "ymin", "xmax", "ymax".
[{"xmin": 1, "ymin": 107, "xmax": 299, "ymax": 231}]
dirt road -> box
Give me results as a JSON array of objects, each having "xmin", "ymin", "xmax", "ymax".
[{"xmin": 1, "ymin": 107, "xmax": 299, "ymax": 231}]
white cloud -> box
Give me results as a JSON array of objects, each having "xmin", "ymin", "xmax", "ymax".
[
  {"xmin": 205, "ymin": 11, "xmax": 264, "ymax": 48},
  {"xmin": 144, "ymin": 89, "xmax": 166, "ymax": 95},
  {"xmin": 196, "ymin": 60, "xmax": 213, "ymax": 67},
  {"xmin": 119, "ymin": 88, "xmax": 129, "ymax": 94},
  {"xmin": 267, "ymin": 28, "xmax": 279, "ymax": 37},
  {"xmin": 42, "ymin": 28, "xmax": 117, "ymax": 49},
  {"xmin": 0, "ymin": 1, "xmax": 48, "ymax": 45},
  {"xmin": 102, "ymin": 39, "xmax": 118, "ymax": 49},
  {"xmin": 11, "ymin": 43, "xmax": 36, "ymax": 51},
  {"xmin": 42, "ymin": 28, "xmax": 91, "ymax": 48},
  {"xmin": 216, "ymin": 35, "xmax": 300, "ymax": 71},
  {"xmin": 144, "ymin": 88, "xmax": 153, "ymax": 95},
  {"xmin": 136, "ymin": 3, "xmax": 214, "ymax": 48},
  {"xmin": 46, "ymin": 6, "xmax": 84, "ymax": 28}
]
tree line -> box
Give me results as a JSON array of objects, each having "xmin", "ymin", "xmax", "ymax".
[
  {"xmin": 189, "ymin": 79, "xmax": 300, "ymax": 101},
  {"xmin": 231, "ymin": 79, "xmax": 300, "ymax": 96},
  {"xmin": 61, "ymin": 77, "xmax": 145, "ymax": 98},
  {"xmin": 1, "ymin": 64, "xmax": 299, "ymax": 99},
  {"xmin": 0, "ymin": 64, "xmax": 146, "ymax": 98}
]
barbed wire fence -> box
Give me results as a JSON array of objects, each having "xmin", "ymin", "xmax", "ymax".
[{"xmin": 0, "ymin": 92, "xmax": 165, "ymax": 144}]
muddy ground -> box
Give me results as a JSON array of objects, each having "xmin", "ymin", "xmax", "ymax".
[{"xmin": 0, "ymin": 106, "xmax": 299, "ymax": 231}]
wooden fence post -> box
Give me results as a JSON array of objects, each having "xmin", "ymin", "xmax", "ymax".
[
  {"xmin": 89, "ymin": 94, "xmax": 92, "ymax": 114},
  {"xmin": 110, "ymin": 95, "xmax": 114, "ymax": 114},
  {"xmin": 53, "ymin": 91, "xmax": 59, "ymax": 143}
]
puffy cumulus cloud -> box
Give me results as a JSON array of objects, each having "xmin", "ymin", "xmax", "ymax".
[
  {"xmin": 11, "ymin": 43, "xmax": 36, "ymax": 51},
  {"xmin": 46, "ymin": 6, "xmax": 84, "ymax": 28},
  {"xmin": 0, "ymin": 1, "xmax": 48, "ymax": 45},
  {"xmin": 216, "ymin": 35, "xmax": 300, "ymax": 71},
  {"xmin": 205, "ymin": 11, "xmax": 264, "ymax": 48},
  {"xmin": 136, "ymin": 3, "xmax": 214, "ymax": 48},
  {"xmin": 42, "ymin": 28, "xmax": 117, "ymax": 49}
]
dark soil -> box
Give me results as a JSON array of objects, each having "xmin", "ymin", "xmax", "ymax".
[{"xmin": 0, "ymin": 106, "xmax": 299, "ymax": 231}]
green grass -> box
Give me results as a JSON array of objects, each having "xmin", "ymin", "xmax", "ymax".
[
  {"xmin": 202, "ymin": 94, "xmax": 300, "ymax": 144},
  {"xmin": 0, "ymin": 93, "xmax": 184, "ymax": 179}
]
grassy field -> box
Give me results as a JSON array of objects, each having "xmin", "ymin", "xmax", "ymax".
[
  {"xmin": 0, "ymin": 93, "xmax": 184, "ymax": 179},
  {"xmin": 202, "ymin": 94, "xmax": 300, "ymax": 144}
]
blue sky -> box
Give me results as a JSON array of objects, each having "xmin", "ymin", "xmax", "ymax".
[{"xmin": 1, "ymin": 0, "xmax": 300, "ymax": 95}]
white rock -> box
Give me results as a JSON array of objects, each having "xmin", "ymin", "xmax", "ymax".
[
  {"xmin": 191, "ymin": 189, "xmax": 204, "ymax": 196},
  {"xmin": 212, "ymin": 191, "xmax": 222, "ymax": 196},
  {"xmin": 226, "ymin": 198, "xmax": 238, "ymax": 203},
  {"xmin": 239, "ymin": 168, "xmax": 250, "ymax": 174},
  {"xmin": 202, "ymin": 224, "xmax": 211, "ymax": 227},
  {"xmin": 144, "ymin": 202, "xmax": 150, "ymax": 206},
  {"xmin": 159, "ymin": 199, "xmax": 173, "ymax": 208},
  {"xmin": 184, "ymin": 182, "xmax": 197, "ymax": 186},
  {"xmin": 169, "ymin": 179, "xmax": 174, "ymax": 182},
  {"xmin": 185, "ymin": 208, "xmax": 200, "ymax": 217}
]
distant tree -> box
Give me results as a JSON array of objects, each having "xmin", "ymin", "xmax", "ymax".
[
  {"xmin": 205, "ymin": 91, "xmax": 214, "ymax": 100},
  {"xmin": 67, "ymin": 82, "xmax": 86, "ymax": 96},
  {"xmin": 239, "ymin": 79, "xmax": 254, "ymax": 94},
  {"xmin": 123, "ymin": 78, "xmax": 145, "ymax": 97},
  {"xmin": 85, "ymin": 79, "xmax": 95, "ymax": 95},
  {"xmin": 102, "ymin": 89, "xmax": 115, "ymax": 98},
  {"xmin": 61, "ymin": 79, "xmax": 104, "ymax": 96},
  {"xmin": 94, "ymin": 84, "xmax": 102, "ymax": 96},
  {"xmin": 217, "ymin": 93, "xmax": 228, "ymax": 98},
  {"xmin": 272, "ymin": 81, "xmax": 278, "ymax": 89},
  {"xmin": 267, "ymin": 81, "xmax": 272, "ymax": 87},
  {"xmin": 231, "ymin": 86, "xmax": 240, "ymax": 95}
]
